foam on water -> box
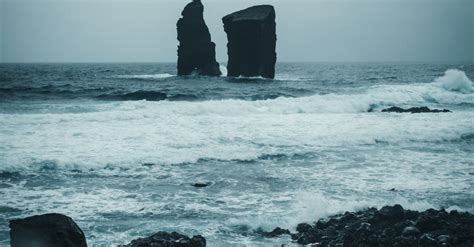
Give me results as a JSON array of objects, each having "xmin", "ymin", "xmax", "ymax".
[
  {"xmin": 435, "ymin": 69, "xmax": 473, "ymax": 93},
  {"xmin": 104, "ymin": 72, "xmax": 473, "ymax": 116},
  {"xmin": 228, "ymin": 191, "xmax": 439, "ymax": 233},
  {"xmin": 0, "ymin": 108, "xmax": 472, "ymax": 172},
  {"xmin": 0, "ymin": 70, "xmax": 473, "ymax": 172},
  {"xmin": 1, "ymin": 66, "xmax": 473, "ymax": 245},
  {"xmin": 116, "ymin": 73, "xmax": 175, "ymax": 79},
  {"xmin": 219, "ymin": 65, "xmax": 228, "ymax": 77}
]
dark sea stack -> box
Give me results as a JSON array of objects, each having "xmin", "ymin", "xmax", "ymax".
[
  {"xmin": 124, "ymin": 231, "xmax": 206, "ymax": 247},
  {"xmin": 223, "ymin": 5, "xmax": 277, "ymax": 79},
  {"xmin": 9, "ymin": 213, "xmax": 87, "ymax": 247},
  {"xmin": 177, "ymin": 0, "xmax": 221, "ymax": 76},
  {"xmin": 288, "ymin": 206, "xmax": 474, "ymax": 246}
]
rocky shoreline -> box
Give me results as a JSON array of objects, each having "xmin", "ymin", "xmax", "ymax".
[
  {"xmin": 265, "ymin": 205, "xmax": 474, "ymax": 246},
  {"xmin": 9, "ymin": 205, "xmax": 474, "ymax": 246}
]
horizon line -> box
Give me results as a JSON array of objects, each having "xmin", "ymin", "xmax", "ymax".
[{"xmin": 1, "ymin": 60, "xmax": 473, "ymax": 64}]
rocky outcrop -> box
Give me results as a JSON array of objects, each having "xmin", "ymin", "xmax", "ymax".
[
  {"xmin": 124, "ymin": 231, "xmax": 206, "ymax": 247},
  {"xmin": 262, "ymin": 227, "xmax": 290, "ymax": 238},
  {"xmin": 177, "ymin": 0, "xmax": 221, "ymax": 76},
  {"xmin": 267, "ymin": 205, "xmax": 474, "ymax": 246},
  {"xmin": 9, "ymin": 214, "xmax": 206, "ymax": 247},
  {"xmin": 9, "ymin": 213, "xmax": 87, "ymax": 247},
  {"xmin": 223, "ymin": 5, "xmax": 277, "ymax": 79},
  {"xmin": 381, "ymin": 106, "xmax": 451, "ymax": 113}
]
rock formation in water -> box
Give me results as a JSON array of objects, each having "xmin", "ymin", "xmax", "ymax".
[
  {"xmin": 125, "ymin": 231, "xmax": 206, "ymax": 247},
  {"xmin": 264, "ymin": 205, "xmax": 474, "ymax": 246},
  {"xmin": 381, "ymin": 106, "xmax": 452, "ymax": 113},
  {"xmin": 223, "ymin": 5, "xmax": 277, "ymax": 79},
  {"xmin": 177, "ymin": 0, "xmax": 221, "ymax": 76},
  {"xmin": 9, "ymin": 213, "xmax": 87, "ymax": 247}
]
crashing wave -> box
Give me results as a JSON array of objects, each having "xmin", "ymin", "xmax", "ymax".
[{"xmin": 435, "ymin": 69, "xmax": 472, "ymax": 93}]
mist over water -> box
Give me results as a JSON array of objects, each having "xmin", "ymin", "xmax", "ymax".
[{"xmin": 0, "ymin": 63, "xmax": 473, "ymax": 245}]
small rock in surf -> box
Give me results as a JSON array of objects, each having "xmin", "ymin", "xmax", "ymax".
[{"xmin": 381, "ymin": 106, "xmax": 451, "ymax": 113}]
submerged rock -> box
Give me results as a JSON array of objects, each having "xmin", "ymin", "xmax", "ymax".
[
  {"xmin": 288, "ymin": 205, "xmax": 474, "ymax": 246},
  {"xmin": 177, "ymin": 0, "xmax": 221, "ymax": 76},
  {"xmin": 381, "ymin": 106, "xmax": 451, "ymax": 113},
  {"xmin": 9, "ymin": 213, "xmax": 87, "ymax": 247},
  {"xmin": 193, "ymin": 182, "xmax": 210, "ymax": 188},
  {"xmin": 264, "ymin": 227, "xmax": 291, "ymax": 238},
  {"xmin": 124, "ymin": 231, "xmax": 206, "ymax": 247},
  {"xmin": 223, "ymin": 5, "xmax": 277, "ymax": 79}
]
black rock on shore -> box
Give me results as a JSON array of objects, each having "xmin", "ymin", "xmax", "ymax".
[
  {"xmin": 10, "ymin": 206, "xmax": 474, "ymax": 246},
  {"xmin": 124, "ymin": 231, "xmax": 206, "ymax": 247},
  {"xmin": 268, "ymin": 205, "xmax": 474, "ymax": 246},
  {"xmin": 9, "ymin": 213, "xmax": 206, "ymax": 247},
  {"xmin": 9, "ymin": 213, "xmax": 87, "ymax": 247}
]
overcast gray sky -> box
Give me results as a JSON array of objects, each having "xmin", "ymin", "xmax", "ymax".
[{"xmin": 0, "ymin": 0, "xmax": 473, "ymax": 63}]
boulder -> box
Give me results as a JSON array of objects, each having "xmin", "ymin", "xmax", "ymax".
[
  {"xmin": 9, "ymin": 213, "xmax": 87, "ymax": 247},
  {"xmin": 124, "ymin": 231, "xmax": 206, "ymax": 247},
  {"xmin": 222, "ymin": 5, "xmax": 277, "ymax": 79},
  {"xmin": 177, "ymin": 0, "xmax": 221, "ymax": 76}
]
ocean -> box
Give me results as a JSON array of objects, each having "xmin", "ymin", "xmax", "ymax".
[{"xmin": 0, "ymin": 62, "xmax": 473, "ymax": 246}]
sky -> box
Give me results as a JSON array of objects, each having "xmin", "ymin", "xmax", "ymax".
[{"xmin": 0, "ymin": 0, "xmax": 473, "ymax": 63}]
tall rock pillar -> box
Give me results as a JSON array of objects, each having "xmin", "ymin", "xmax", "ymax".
[
  {"xmin": 223, "ymin": 5, "xmax": 277, "ymax": 79},
  {"xmin": 177, "ymin": 0, "xmax": 221, "ymax": 76}
]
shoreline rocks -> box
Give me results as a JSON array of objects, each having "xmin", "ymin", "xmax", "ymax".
[
  {"xmin": 9, "ymin": 213, "xmax": 87, "ymax": 247},
  {"xmin": 124, "ymin": 231, "xmax": 206, "ymax": 247},
  {"xmin": 381, "ymin": 106, "xmax": 452, "ymax": 113},
  {"xmin": 9, "ymin": 213, "xmax": 206, "ymax": 247},
  {"xmin": 267, "ymin": 205, "xmax": 474, "ymax": 246},
  {"xmin": 177, "ymin": 0, "xmax": 221, "ymax": 76},
  {"xmin": 10, "ymin": 206, "xmax": 473, "ymax": 246},
  {"xmin": 223, "ymin": 5, "xmax": 277, "ymax": 79}
]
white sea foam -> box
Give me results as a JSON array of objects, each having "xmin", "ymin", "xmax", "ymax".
[
  {"xmin": 435, "ymin": 69, "xmax": 473, "ymax": 93},
  {"xmin": 275, "ymin": 74, "xmax": 308, "ymax": 81},
  {"xmin": 0, "ymin": 104, "xmax": 472, "ymax": 172},
  {"xmin": 286, "ymin": 191, "xmax": 436, "ymax": 227},
  {"xmin": 223, "ymin": 190, "xmax": 472, "ymax": 234},
  {"xmin": 219, "ymin": 65, "xmax": 228, "ymax": 77},
  {"xmin": 1, "ymin": 68, "xmax": 472, "ymax": 246},
  {"xmin": 0, "ymin": 70, "xmax": 472, "ymax": 170},
  {"xmin": 114, "ymin": 69, "xmax": 470, "ymax": 116},
  {"xmin": 116, "ymin": 73, "xmax": 175, "ymax": 79},
  {"xmin": 1, "ymin": 69, "xmax": 473, "ymax": 171}
]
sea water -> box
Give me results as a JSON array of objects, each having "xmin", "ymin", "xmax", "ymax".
[{"xmin": 0, "ymin": 63, "xmax": 473, "ymax": 246}]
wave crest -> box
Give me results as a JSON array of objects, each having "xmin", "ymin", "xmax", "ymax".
[{"xmin": 435, "ymin": 69, "xmax": 473, "ymax": 93}]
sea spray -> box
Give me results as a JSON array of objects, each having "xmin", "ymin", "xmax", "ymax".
[{"xmin": 435, "ymin": 69, "xmax": 473, "ymax": 93}]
